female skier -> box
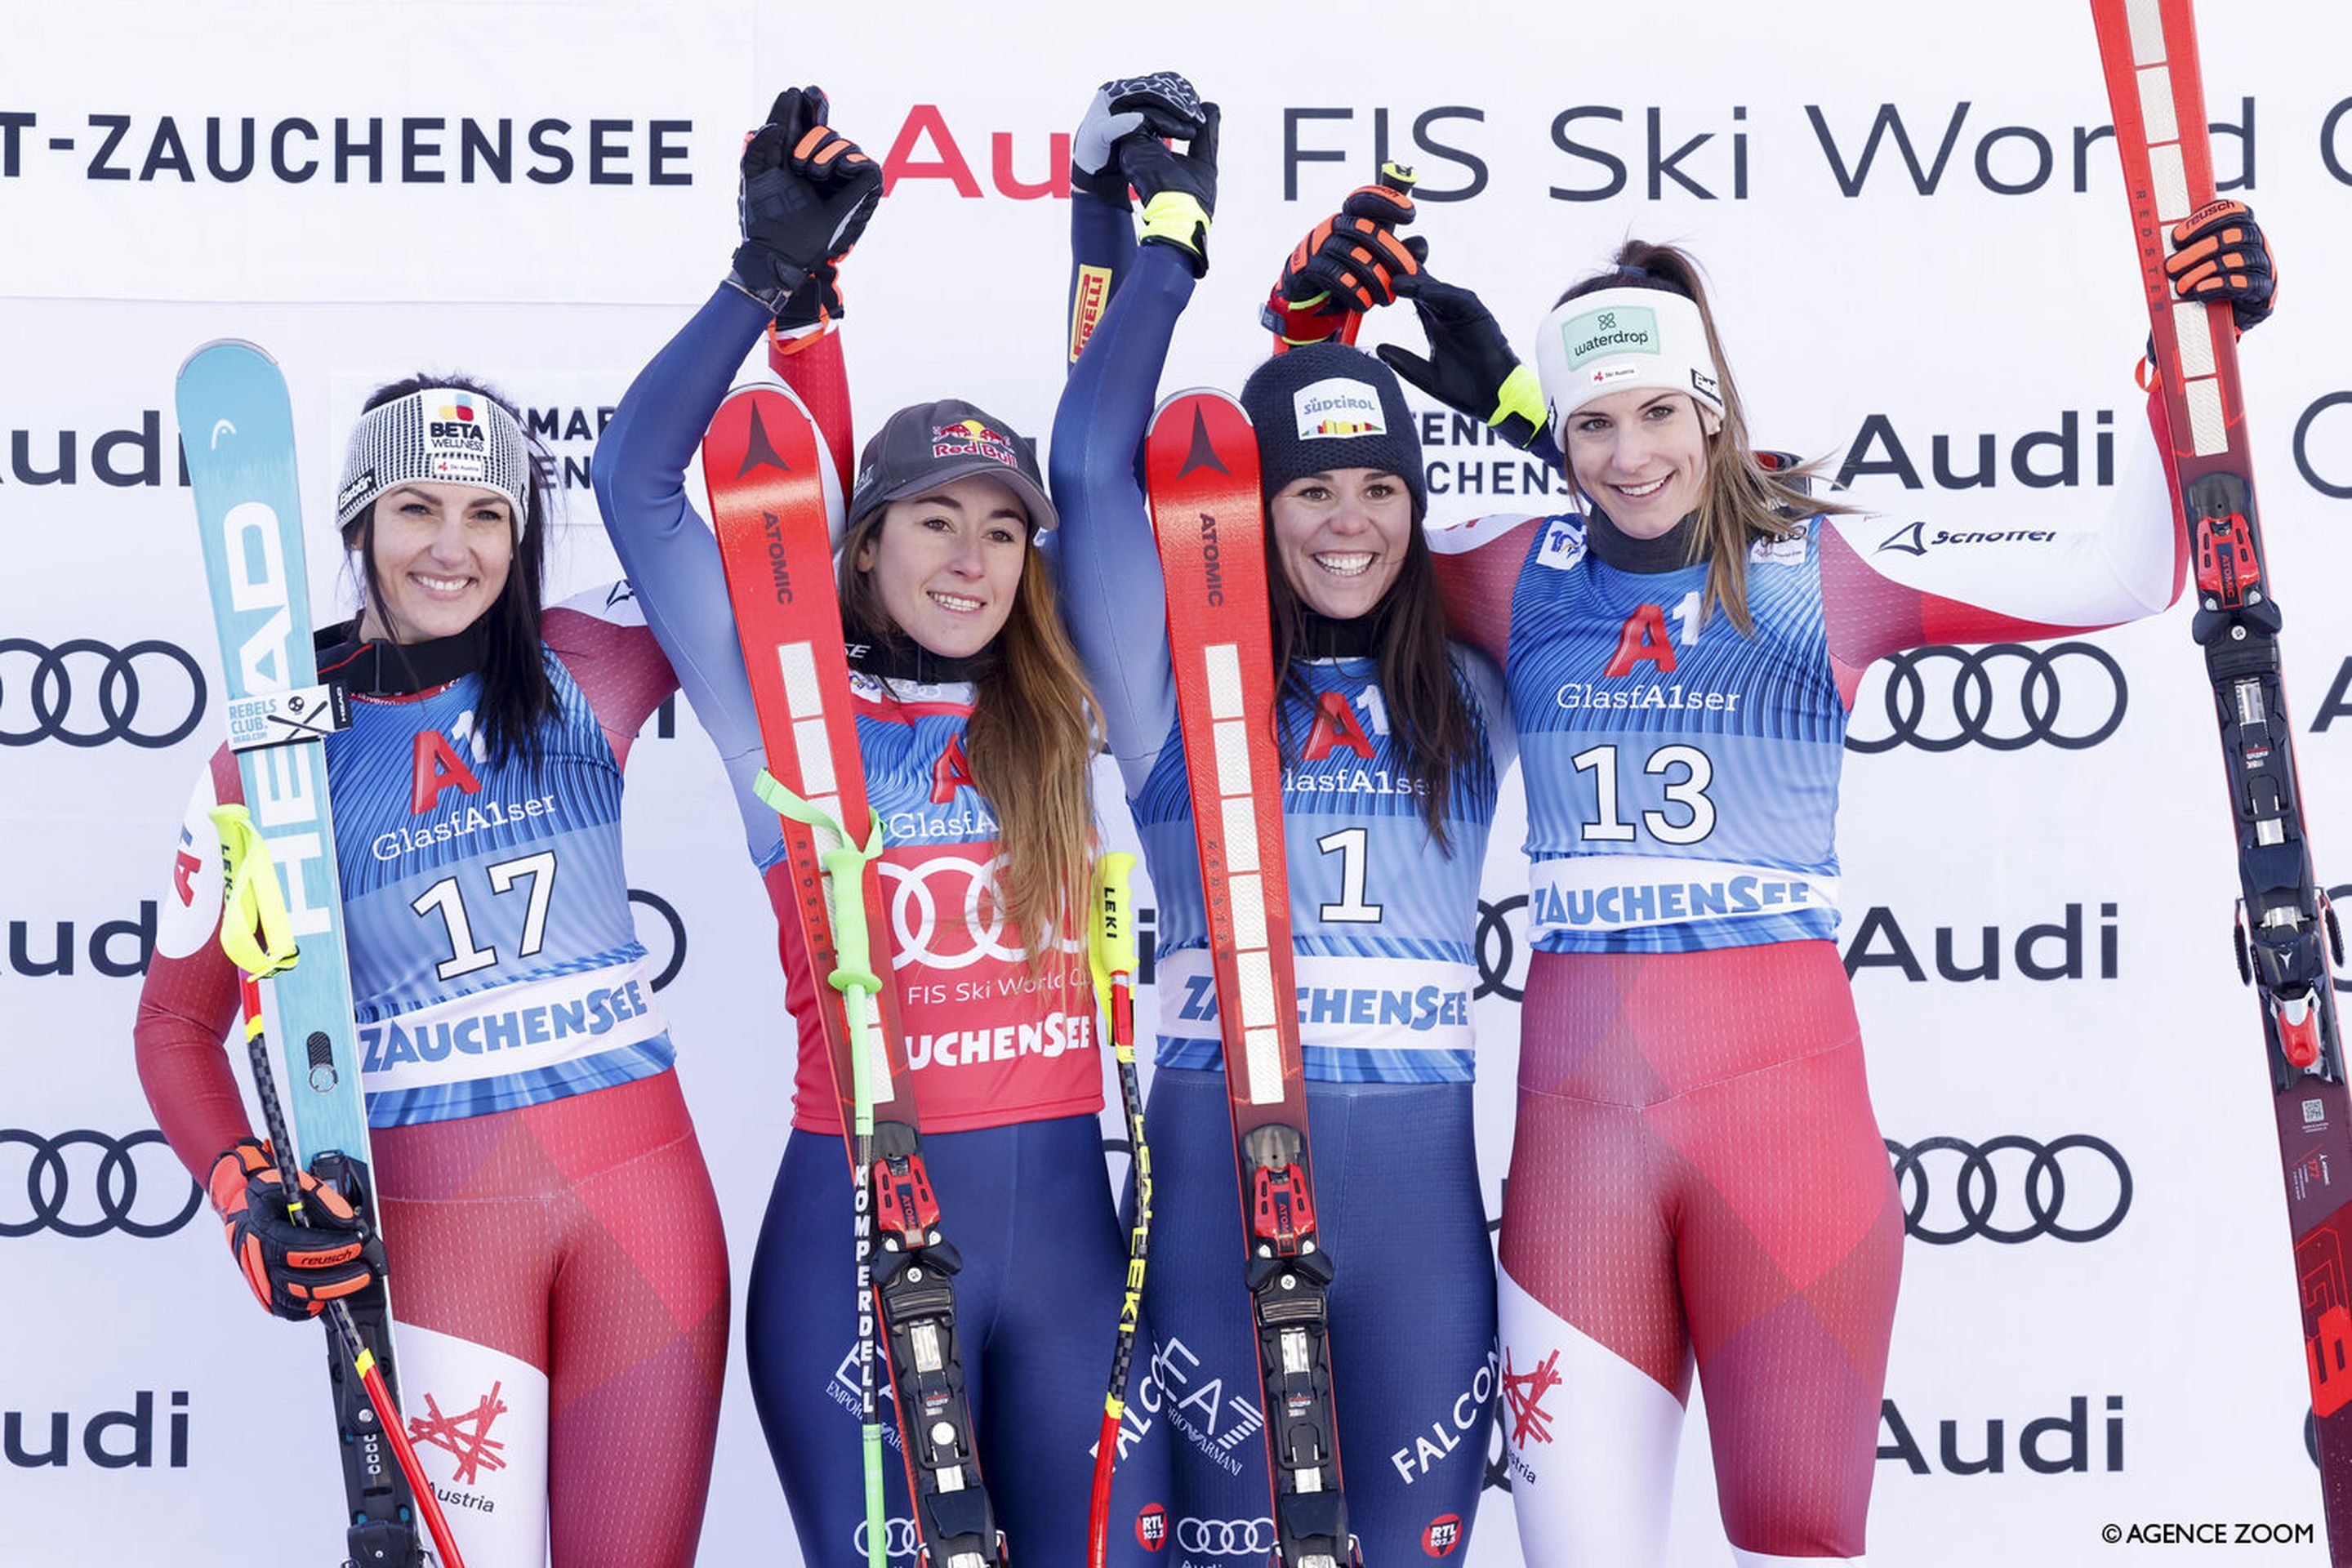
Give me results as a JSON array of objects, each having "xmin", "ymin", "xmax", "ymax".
[
  {"xmin": 136, "ymin": 374, "xmax": 729, "ymax": 1567},
  {"xmin": 1355, "ymin": 205, "xmax": 2278, "ymax": 1564},
  {"xmin": 593, "ymin": 87, "xmax": 1169, "ymax": 1566},
  {"xmin": 1051, "ymin": 87, "xmax": 1508, "ymax": 1566}
]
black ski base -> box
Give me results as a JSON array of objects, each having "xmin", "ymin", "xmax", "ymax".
[
  {"xmin": 869, "ymin": 1121, "xmax": 1004, "ymax": 1567},
  {"xmin": 314, "ymin": 1153, "xmax": 425, "ymax": 1568}
]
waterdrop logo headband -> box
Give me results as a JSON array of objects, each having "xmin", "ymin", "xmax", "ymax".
[
  {"xmin": 335, "ymin": 387, "xmax": 532, "ymax": 529},
  {"xmin": 1534, "ymin": 286, "xmax": 1725, "ymax": 442}
]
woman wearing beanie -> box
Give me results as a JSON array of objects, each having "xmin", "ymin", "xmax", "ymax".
[
  {"xmin": 136, "ymin": 372, "xmax": 730, "ymax": 1567},
  {"xmin": 1346, "ymin": 209, "xmax": 2280, "ymax": 1566},
  {"xmin": 595, "ymin": 86, "xmax": 1170, "ymax": 1566},
  {"xmin": 1051, "ymin": 90, "xmax": 1508, "ymax": 1565}
]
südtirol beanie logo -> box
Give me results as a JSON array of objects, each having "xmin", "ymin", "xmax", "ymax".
[{"xmin": 1292, "ymin": 376, "xmax": 1388, "ymax": 440}]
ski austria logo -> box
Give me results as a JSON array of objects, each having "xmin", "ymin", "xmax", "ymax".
[
  {"xmin": 1293, "ymin": 376, "xmax": 1388, "ymax": 440},
  {"xmin": 931, "ymin": 419, "xmax": 1020, "ymax": 468},
  {"xmin": 1885, "ymin": 1134, "xmax": 2132, "ymax": 1244},
  {"xmin": 1561, "ymin": 305, "xmax": 1659, "ymax": 368},
  {"xmin": 1136, "ymin": 1502, "xmax": 1169, "ymax": 1552},
  {"xmin": 1846, "ymin": 643, "xmax": 2127, "ymax": 753},
  {"xmin": 0, "ymin": 637, "xmax": 206, "ymax": 748}
]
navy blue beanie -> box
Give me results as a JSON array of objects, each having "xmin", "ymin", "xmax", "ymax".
[{"xmin": 1237, "ymin": 342, "xmax": 1426, "ymax": 518}]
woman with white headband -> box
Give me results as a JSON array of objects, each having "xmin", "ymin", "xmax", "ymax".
[
  {"xmin": 1344, "ymin": 209, "xmax": 2278, "ymax": 1566},
  {"xmin": 135, "ymin": 373, "xmax": 730, "ymax": 1566}
]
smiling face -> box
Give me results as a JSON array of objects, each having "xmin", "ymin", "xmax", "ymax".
[
  {"xmin": 357, "ymin": 480, "xmax": 516, "ymax": 643},
  {"xmin": 1267, "ymin": 466, "xmax": 1414, "ymax": 620},
  {"xmin": 1562, "ymin": 387, "xmax": 1717, "ymax": 540},
  {"xmin": 852, "ymin": 474, "xmax": 1031, "ymax": 659}
]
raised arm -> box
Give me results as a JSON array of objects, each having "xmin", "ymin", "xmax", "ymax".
[
  {"xmin": 594, "ymin": 85, "xmax": 878, "ymax": 858},
  {"xmin": 1047, "ymin": 86, "xmax": 1214, "ymax": 795}
]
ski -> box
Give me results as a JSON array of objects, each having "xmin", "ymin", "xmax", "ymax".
[
  {"xmin": 702, "ymin": 382, "xmax": 1003, "ymax": 1568},
  {"xmin": 1088, "ymin": 849, "xmax": 1152, "ymax": 1568},
  {"xmin": 212, "ymin": 808, "xmax": 470, "ymax": 1568},
  {"xmin": 2089, "ymin": 3, "xmax": 2352, "ymax": 1556},
  {"xmin": 1146, "ymin": 389, "xmax": 1353, "ymax": 1568},
  {"xmin": 176, "ymin": 339, "xmax": 434, "ymax": 1568}
]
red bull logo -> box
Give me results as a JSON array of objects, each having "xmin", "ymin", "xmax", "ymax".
[{"xmin": 932, "ymin": 419, "xmax": 1020, "ymax": 467}]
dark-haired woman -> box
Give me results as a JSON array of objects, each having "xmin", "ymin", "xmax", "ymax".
[
  {"xmin": 136, "ymin": 374, "xmax": 729, "ymax": 1567},
  {"xmin": 594, "ymin": 87, "xmax": 1170, "ymax": 1566},
  {"xmin": 1051, "ymin": 89, "xmax": 1508, "ymax": 1566},
  {"xmin": 1365, "ymin": 209, "xmax": 2278, "ymax": 1564}
]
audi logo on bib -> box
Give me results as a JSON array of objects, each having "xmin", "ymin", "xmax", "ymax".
[
  {"xmin": 0, "ymin": 638, "xmax": 207, "ymax": 749},
  {"xmin": 1, "ymin": 1129, "xmax": 203, "ymax": 1238},
  {"xmin": 1846, "ymin": 642, "xmax": 2127, "ymax": 753},
  {"xmin": 1885, "ymin": 1134, "xmax": 2133, "ymax": 1244},
  {"xmin": 882, "ymin": 852, "xmax": 1025, "ymax": 969}
]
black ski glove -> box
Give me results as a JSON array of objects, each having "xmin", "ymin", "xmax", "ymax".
[
  {"xmin": 2164, "ymin": 198, "xmax": 2276, "ymax": 333},
  {"xmin": 1378, "ymin": 272, "xmax": 1557, "ymax": 460},
  {"xmin": 731, "ymin": 86, "xmax": 884, "ymax": 317},
  {"xmin": 1071, "ymin": 73, "xmax": 1206, "ymax": 209},
  {"xmin": 208, "ymin": 1138, "xmax": 376, "ymax": 1321},
  {"xmin": 1264, "ymin": 168, "xmax": 1427, "ymax": 345},
  {"xmin": 1118, "ymin": 103, "xmax": 1219, "ymax": 277}
]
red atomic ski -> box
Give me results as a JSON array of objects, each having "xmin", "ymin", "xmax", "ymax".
[
  {"xmin": 1146, "ymin": 389, "xmax": 1353, "ymax": 1568},
  {"xmin": 2090, "ymin": 1, "xmax": 2352, "ymax": 1553},
  {"xmin": 702, "ymin": 383, "xmax": 1004, "ymax": 1568}
]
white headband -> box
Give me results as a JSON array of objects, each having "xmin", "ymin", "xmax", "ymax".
[
  {"xmin": 335, "ymin": 387, "xmax": 532, "ymax": 529},
  {"xmin": 1533, "ymin": 286, "xmax": 1725, "ymax": 441}
]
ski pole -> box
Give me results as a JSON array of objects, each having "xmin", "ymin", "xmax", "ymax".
[
  {"xmin": 755, "ymin": 771, "xmax": 893, "ymax": 1568},
  {"xmin": 1087, "ymin": 851, "xmax": 1150, "ymax": 1568},
  {"xmin": 212, "ymin": 805, "xmax": 470, "ymax": 1568}
]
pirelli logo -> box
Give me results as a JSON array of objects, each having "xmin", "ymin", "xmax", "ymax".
[{"xmin": 1069, "ymin": 264, "xmax": 1113, "ymax": 364}]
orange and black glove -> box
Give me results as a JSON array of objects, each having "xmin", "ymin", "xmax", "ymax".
[
  {"xmin": 1263, "ymin": 169, "xmax": 1426, "ymax": 347},
  {"xmin": 208, "ymin": 1138, "xmax": 375, "ymax": 1321},
  {"xmin": 2164, "ymin": 198, "xmax": 2276, "ymax": 333},
  {"xmin": 732, "ymin": 85, "xmax": 883, "ymax": 320}
]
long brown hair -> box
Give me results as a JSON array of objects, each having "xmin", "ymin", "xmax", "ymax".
[
  {"xmin": 340, "ymin": 372, "xmax": 555, "ymax": 766},
  {"xmin": 836, "ymin": 513, "xmax": 1102, "ymax": 960},
  {"xmin": 1560, "ymin": 241, "xmax": 1854, "ymax": 635},
  {"xmin": 1265, "ymin": 489, "xmax": 1489, "ymax": 853}
]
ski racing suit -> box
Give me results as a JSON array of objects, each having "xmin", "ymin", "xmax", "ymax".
[
  {"xmin": 135, "ymin": 599, "xmax": 728, "ymax": 1568},
  {"xmin": 1054, "ymin": 207, "xmax": 1509, "ymax": 1566},
  {"xmin": 595, "ymin": 282, "xmax": 1173, "ymax": 1567},
  {"xmin": 1427, "ymin": 404, "xmax": 2189, "ymax": 1566}
]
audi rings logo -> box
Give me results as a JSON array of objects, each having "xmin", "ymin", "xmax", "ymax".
[
  {"xmin": 1886, "ymin": 1134, "xmax": 2132, "ymax": 1245},
  {"xmin": 881, "ymin": 854, "xmax": 1026, "ymax": 970},
  {"xmin": 2, "ymin": 1129, "xmax": 203, "ymax": 1239},
  {"xmin": 1475, "ymin": 895, "xmax": 1529, "ymax": 1004},
  {"xmin": 1846, "ymin": 643, "xmax": 2126, "ymax": 754},
  {"xmin": 0, "ymin": 639, "xmax": 206, "ymax": 749},
  {"xmin": 1178, "ymin": 1517, "xmax": 1276, "ymax": 1557},
  {"xmin": 626, "ymin": 888, "xmax": 687, "ymax": 992},
  {"xmin": 851, "ymin": 1517, "xmax": 918, "ymax": 1560}
]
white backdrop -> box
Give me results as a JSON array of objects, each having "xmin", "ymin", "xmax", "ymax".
[{"xmin": 5, "ymin": 2, "xmax": 2351, "ymax": 1564}]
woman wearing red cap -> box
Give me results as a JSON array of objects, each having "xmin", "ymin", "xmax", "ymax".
[{"xmin": 595, "ymin": 86, "xmax": 1170, "ymax": 1566}]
